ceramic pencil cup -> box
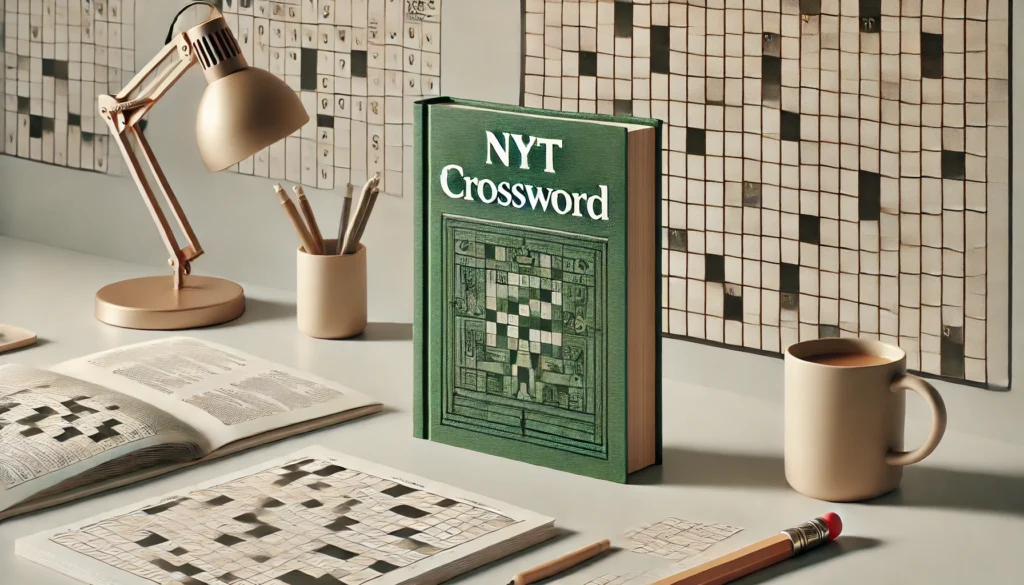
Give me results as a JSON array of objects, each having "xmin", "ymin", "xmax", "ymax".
[{"xmin": 296, "ymin": 241, "xmax": 367, "ymax": 339}]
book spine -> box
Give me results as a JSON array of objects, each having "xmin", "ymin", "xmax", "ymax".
[{"xmin": 413, "ymin": 101, "xmax": 429, "ymax": 439}]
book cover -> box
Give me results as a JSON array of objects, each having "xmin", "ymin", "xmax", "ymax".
[{"xmin": 414, "ymin": 97, "xmax": 662, "ymax": 482}]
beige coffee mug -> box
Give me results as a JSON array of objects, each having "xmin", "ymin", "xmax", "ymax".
[
  {"xmin": 784, "ymin": 338, "xmax": 947, "ymax": 502},
  {"xmin": 296, "ymin": 241, "xmax": 367, "ymax": 339}
]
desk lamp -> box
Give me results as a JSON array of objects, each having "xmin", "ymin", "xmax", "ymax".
[{"xmin": 95, "ymin": 2, "xmax": 308, "ymax": 329}]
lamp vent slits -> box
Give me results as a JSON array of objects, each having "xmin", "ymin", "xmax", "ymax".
[{"xmin": 192, "ymin": 28, "xmax": 241, "ymax": 70}]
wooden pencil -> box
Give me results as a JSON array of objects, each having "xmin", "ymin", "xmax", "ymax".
[
  {"xmin": 350, "ymin": 186, "xmax": 379, "ymax": 250},
  {"xmin": 293, "ymin": 185, "xmax": 324, "ymax": 254},
  {"xmin": 335, "ymin": 183, "xmax": 354, "ymax": 254},
  {"xmin": 273, "ymin": 183, "xmax": 318, "ymax": 254},
  {"xmin": 341, "ymin": 174, "xmax": 378, "ymax": 255},
  {"xmin": 647, "ymin": 514, "xmax": 842, "ymax": 585},
  {"xmin": 508, "ymin": 539, "xmax": 610, "ymax": 585}
]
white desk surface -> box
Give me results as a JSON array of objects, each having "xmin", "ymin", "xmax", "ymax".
[{"xmin": 0, "ymin": 236, "xmax": 1021, "ymax": 585}]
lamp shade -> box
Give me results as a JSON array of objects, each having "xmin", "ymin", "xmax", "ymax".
[{"xmin": 195, "ymin": 67, "xmax": 309, "ymax": 172}]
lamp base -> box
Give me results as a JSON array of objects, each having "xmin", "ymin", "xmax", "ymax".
[{"xmin": 96, "ymin": 275, "xmax": 246, "ymax": 330}]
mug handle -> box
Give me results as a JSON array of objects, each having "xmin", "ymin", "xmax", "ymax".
[{"xmin": 885, "ymin": 374, "xmax": 947, "ymax": 466}]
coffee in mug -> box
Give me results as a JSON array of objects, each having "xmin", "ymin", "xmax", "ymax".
[
  {"xmin": 784, "ymin": 338, "xmax": 947, "ymax": 502},
  {"xmin": 803, "ymin": 352, "xmax": 891, "ymax": 367}
]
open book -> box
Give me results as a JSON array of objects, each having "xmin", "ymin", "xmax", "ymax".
[
  {"xmin": 17, "ymin": 446, "xmax": 555, "ymax": 585},
  {"xmin": 0, "ymin": 338, "xmax": 381, "ymax": 520}
]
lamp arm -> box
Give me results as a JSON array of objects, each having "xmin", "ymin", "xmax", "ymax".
[{"xmin": 98, "ymin": 32, "xmax": 202, "ymax": 289}]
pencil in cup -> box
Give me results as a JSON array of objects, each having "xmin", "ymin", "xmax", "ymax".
[
  {"xmin": 351, "ymin": 186, "xmax": 379, "ymax": 248},
  {"xmin": 334, "ymin": 184, "xmax": 354, "ymax": 255},
  {"xmin": 274, "ymin": 183, "xmax": 318, "ymax": 254},
  {"xmin": 293, "ymin": 185, "xmax": 325, "ymax": 254},
  {"xmin": 341, "ymin": 174, "xmax": 380, "ymax": 255}
]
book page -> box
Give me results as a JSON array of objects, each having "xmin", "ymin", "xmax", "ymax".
[
  {"xmin": 16, "ymin": 446, "xmax": 555, "ymax": 585},
  {"xmin": 50, "ymin": 338, "xmax": 381, "ymax": 451},
  {"xmin": 0, "ymin": 365, "xmax": 203, "ymax": 513}
]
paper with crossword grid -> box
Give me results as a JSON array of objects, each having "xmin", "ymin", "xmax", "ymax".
[
  {"xmin": 221, "ymin": 0, "xmax": 442, "ymax": 197},
  {"xmin": 578, "ymin": 518, "xmax": 746, "ymax": 584},
  {"xmin": 17, "ymin": 446, "xmax": 556, "ymax": 585},
  {"xmin": 625, "ymin": 517, "xmax": 743, "ymax": 561}
]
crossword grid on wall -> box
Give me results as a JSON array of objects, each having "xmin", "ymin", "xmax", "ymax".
[
  {"xmin": 1, "ymin": 0, "xmax": 135, "ymax": 174},
  {"xmin": 521, "ymin": 0, "xmax": 1010, "ymax": 385},
  {"xmin": 222, "ymin": 0, "xmax": 441, "ymax": 197}
]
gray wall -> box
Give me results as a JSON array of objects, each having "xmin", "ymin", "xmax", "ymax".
[{"xmin": 2, "ymin": 1, "xmax": 1023, "ymax": 446}]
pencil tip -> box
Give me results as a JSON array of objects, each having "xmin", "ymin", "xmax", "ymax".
[{"xmin": 273, "ymin": 183, "xmax": 282, "ymax": 190}]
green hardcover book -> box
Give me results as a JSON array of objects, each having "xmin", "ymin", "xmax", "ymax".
[{"xmin": 414, "ymin": 98, "xmax": 662, "ymax": 483}]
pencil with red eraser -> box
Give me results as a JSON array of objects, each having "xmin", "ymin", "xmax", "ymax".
[{"xmin": 649, "ymin": 513, "xmax": 843, "ymax": 585}]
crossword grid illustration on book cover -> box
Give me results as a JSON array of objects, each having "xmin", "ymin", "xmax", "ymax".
[{"xmin": 521, "ymin": 0, "xmax": 1010, "ymax": 386}]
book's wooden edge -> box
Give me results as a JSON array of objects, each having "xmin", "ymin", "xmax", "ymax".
[
  {"xmin": 0, "ymin": 404, "xmax": 383, "ymax": 523},
  {"xmin": 625, "ymin": 118, "xmax": 664, "ymax": 476},
  {"xmin": 626, "ymin": 127, "xmax": 658, "ymax": 476}
]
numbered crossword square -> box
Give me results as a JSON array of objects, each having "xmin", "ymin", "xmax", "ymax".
[
  {"xmin": 522, "ymin": 0, "xmax": 1011, "ymax": 385},
  {"xmin": 1, "ymin": 0, "xmax": 135, "ymax": 174},
  {"xmin": 222, "ymin": 0, "xmax": 442, "ymax": 197}
]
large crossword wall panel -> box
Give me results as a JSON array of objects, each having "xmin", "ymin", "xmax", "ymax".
[
  {"xmin": 521, "ymin": 0, "xmax": 1010, "ymax": 385},
  {"xmin": 222, "ymin": 0, "xmax": 442, "ymax": 197},
  {"xmin": 2, "ymin": 0, "xmax": 135, "ymax": 174}
]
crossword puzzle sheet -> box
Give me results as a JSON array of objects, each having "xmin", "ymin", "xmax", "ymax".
[
  {"xmin": 19, "ymin": 447, "xmax": 553, "ymax": 585},
  {"xmin": 222, "ymin": 0, "xmax": 442, "ymax": 196},
  {"xmin": 625, "ymin": 517, "xmax": 743, "ymax": 561},
  {"xmin": 521, "ymin": 0, "xmax": 1011, "ymax": 385},
  {"xmin": 1, "ymin": 0, "xmax": 135, "ymax": 173}
]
